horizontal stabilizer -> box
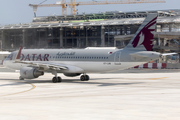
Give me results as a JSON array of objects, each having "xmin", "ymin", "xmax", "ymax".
[{"xmin": 161, "ymin": 53, "xmax": 177, "ymax": 56}]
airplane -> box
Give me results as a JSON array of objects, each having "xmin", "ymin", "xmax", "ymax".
[{"xmin": 3, "ymin": 13, "xmax": 161, "ymax": 83}]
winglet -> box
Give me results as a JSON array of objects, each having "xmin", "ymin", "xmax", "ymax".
[{"xmin": 15, "ymin": 46, "xmax": 23, "ymax": 61}]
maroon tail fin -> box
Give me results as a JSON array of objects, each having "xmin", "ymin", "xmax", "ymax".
[
  {"xmin": 15, "ymin": 46, "xmax": 23, "ymax": 61},
  {"xmin": 124, "ymin": 13, "xmax": 158, "ymax": 51}
]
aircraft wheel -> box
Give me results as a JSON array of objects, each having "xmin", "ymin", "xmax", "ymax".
[
  {"xmin": 57, "ymin": 77, "xmax": 62, "ymax": 82},
  {"xmin": 85, "ymin": 75, "xmax": 90, "ymax": 81},
  {"xmin": 52, "ymin": 77, "xmax": 58, "ymax": 83},
  {"xmin": 80, "ymin": 75, "xmax": 85, "ymax": 81},
  {"xmin": 19, "ymin": 76, "xmax": 24, "ymax": 80}
]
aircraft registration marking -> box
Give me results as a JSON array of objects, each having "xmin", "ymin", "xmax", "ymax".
[{"xmin": 103, "ymin": 62, "xmax": 111, "ymax": 65}]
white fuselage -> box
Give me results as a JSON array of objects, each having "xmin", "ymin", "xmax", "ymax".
[{"xmin": 3, "ymin": 48, "xmax": 160, "ymax": 73}]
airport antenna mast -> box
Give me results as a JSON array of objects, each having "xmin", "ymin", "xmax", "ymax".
[{"xmin": 29, "ymin": 0, "xmax": 166, "ymax": 16}]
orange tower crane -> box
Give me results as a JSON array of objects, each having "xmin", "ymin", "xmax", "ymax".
[{"xmin": 29, "ymin": 0, "xmax": 166, "ymax": 16}]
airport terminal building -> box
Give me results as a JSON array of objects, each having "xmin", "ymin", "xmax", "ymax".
[{"xmin": 0, "ymin": 9, "xmax": 180, "ymax": 53}]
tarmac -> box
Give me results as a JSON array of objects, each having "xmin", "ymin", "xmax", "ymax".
[{"xmin": 0, "ymin": 69, "xmax": 180, "ymax": 120}]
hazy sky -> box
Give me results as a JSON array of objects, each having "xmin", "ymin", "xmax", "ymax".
[{"xmin": 0, "ymin": 0, "xmax": 179, "ymax": 25}]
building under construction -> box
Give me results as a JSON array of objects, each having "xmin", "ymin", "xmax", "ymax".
[{"xmin": 0, "ymin": 9, "xmax": 180, "ymax": 55}]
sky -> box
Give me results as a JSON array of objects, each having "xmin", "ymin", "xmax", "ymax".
[{"xmin": 0, "ymin": 0, "xmax": 179, "ymax": 25}]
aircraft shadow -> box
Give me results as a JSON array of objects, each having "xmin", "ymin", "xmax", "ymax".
[
  {"xmin": 0, "ymin": 78, "xmax": 29, "ymax": 87},
  {"xmin": 63, "ymin": 80, "xmax": 143, "ymax": 87},
  {"xmin": 0, "ymin": 78, "xmax": 144, "ymax": 87}
]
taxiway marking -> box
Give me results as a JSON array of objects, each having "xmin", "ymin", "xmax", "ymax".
[
  {"xmin": 150, "ymin": 77, "xmax": 168, "ymax": 80},
  {"xmin": 0, "ymin": 82, "xmax": 36, "ymax": 97}
]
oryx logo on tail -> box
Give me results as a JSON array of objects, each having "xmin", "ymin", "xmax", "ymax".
[
  {"xmin": 132, "ymin": 16, "xmax": 157, "ymax": 51},
  {"xmin": 124, "ymin": 13, "xmax": 158, "ymax": 51}
]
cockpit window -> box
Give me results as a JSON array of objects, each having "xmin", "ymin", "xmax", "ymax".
[{"xmin": 5, "ymin": 53, "xmax": 13, "ymax": 60}]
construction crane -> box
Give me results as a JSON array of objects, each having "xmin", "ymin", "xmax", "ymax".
[{"xmin": 29, "ymin": 0, "xmax": 166, "ymax": 16}]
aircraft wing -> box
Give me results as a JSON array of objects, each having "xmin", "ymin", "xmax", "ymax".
[
  {"xmin": 15, "ymin": 61, "xmax": 67, "ymax": 71},
  {"xmin": 14, "ymin": 47, "xmax": 84, "ymax": 73}
]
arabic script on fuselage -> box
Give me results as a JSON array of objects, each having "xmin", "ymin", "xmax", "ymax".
[{"xmin": 56, "ymin": 52, "xmax": 75, "ymax": 56}]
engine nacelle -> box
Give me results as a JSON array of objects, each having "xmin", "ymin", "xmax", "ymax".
[
  {"xmin": 63, "ymin": 73, "xmax": 81, "ymax": 77},
  {"xmin": 20, "ymin": 67, "xmax": 44, "ymax": 79}
]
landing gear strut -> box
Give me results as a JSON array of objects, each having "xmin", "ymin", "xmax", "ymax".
[{"xmin": 80, "ymin": 75, "xmax": 90, "ymax": 81}]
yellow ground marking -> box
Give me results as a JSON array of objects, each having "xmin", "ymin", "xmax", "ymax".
[
  {"xmin": 150, "ymin": 77, "xmax": 168, "ymax": 80},
  {"xmin": 0, "ymin": 82, "xmax": 36, "ymax": 97}
]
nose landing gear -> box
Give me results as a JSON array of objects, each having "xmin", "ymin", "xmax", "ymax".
[{"xmin": 19, "ymin": 76, "xmax": 24, "ymax": 80}]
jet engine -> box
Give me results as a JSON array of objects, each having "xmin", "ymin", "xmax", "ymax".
[
  {"xmin": 63, "ymin": 73, "xmax": 81, "ymax": 77},
  {"xmin": 20, "ymin": 67, "xmax": 44, "ymax": 79}
]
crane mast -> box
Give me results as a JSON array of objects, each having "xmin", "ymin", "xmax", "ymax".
[{"xmin": 29, "ymin": 0, "xmax": 166, "ymax": 16}]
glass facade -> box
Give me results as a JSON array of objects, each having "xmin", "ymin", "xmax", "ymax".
[{"xmin": 1, "ymin": 23, "xmax": 180, "ymax": 52}]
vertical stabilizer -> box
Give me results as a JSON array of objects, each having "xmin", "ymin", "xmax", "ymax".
[{"xmin": 124, "ymin": 13, "xmax": 158, "ymax": 51}]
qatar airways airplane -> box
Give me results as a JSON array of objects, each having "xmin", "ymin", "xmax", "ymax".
[{"xmin": 3, "ymin": 13, "xmax": 161, "ymax": 83}]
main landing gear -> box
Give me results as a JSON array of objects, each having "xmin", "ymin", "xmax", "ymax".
[
  {"xmin": 51, "ymin": 71, "xmax": 90, "ymax": 83},
  {"xmin": 52, "ymin": 77, "xmax": 62, "ymax": 83},
  {"xmin": 52, "ymin": 71, "xmax": 62, "ymax": 83},
  {"xmin": 80, "ymin": 75, "xmax": 90, "ymax": 81}
]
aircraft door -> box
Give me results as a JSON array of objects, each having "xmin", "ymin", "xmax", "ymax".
[{"xmin": 114, "ymin": 52, "xmax": 121, "ymax": 65}]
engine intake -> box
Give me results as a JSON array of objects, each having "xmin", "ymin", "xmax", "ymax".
[{"xmin": 20, "ymin": 67, "xmax": 44, "ymax": 79}]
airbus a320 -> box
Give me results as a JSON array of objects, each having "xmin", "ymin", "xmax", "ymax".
[{"xmin": 3, "ymin": 13, "xmax": 161, "ymax": 83}]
